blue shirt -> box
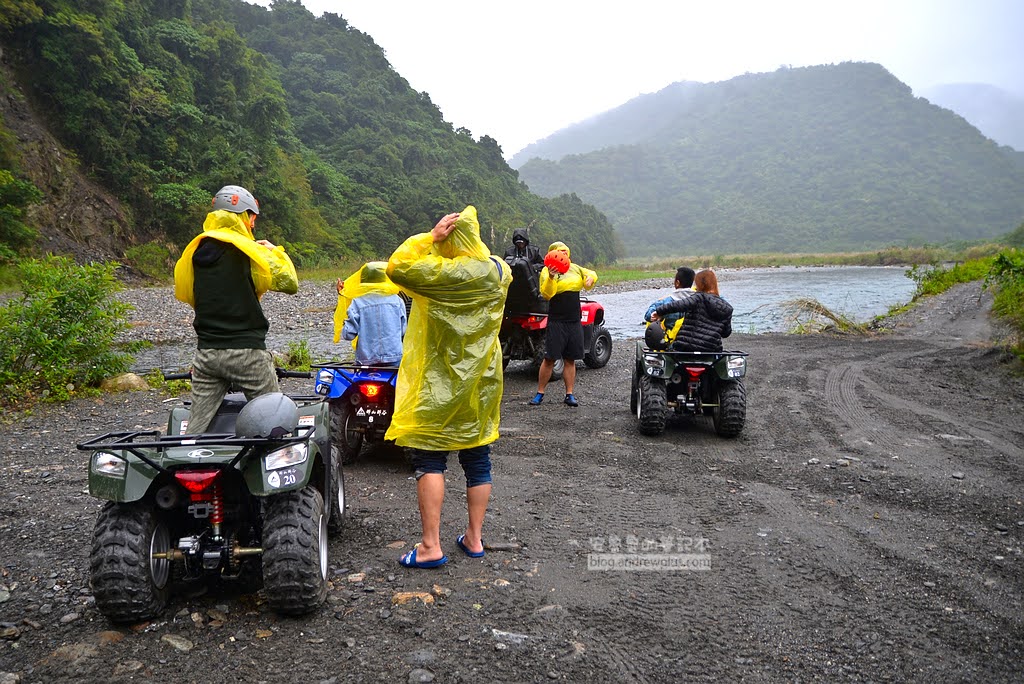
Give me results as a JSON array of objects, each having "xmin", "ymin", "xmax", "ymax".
[
  {"xmin": 342, "ymin": 293, "xmax": 407, "ymax": 365},
  {"xmin": 645, "ymin": 288, "xmax": 695, "ymax": 329}
]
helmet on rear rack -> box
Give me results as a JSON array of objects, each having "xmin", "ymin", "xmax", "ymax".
[
  {"xmin": 235, "ymin": 393, "xmax": 298, "ymax": 438},
  {"xmin": 211, "ymin": 185, "xmax": 260, "ymax": 215}
]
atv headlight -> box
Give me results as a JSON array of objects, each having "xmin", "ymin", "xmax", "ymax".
[
  {"xmin": 643, "ymin": 354, "xmax": 666, "ymax": 376},
  {"xmin": 727, "ymin": 355, "xmax": 747, "ymax": 378},
  {"xmin": 92, "ymin": 452, "xmax": 126, "ymax": 478},
  {"xmin": 314, "ymin": 369, "xmax": 335, "ymax": 395},
  {"xmin": 643, "ymin": 354, "xmax": 665, "ymax": 369},
  {"xmin": 264, "ymin": 442, "xmax": 308, "ymax": 471}
]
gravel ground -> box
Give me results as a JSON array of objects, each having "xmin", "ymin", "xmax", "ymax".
[{"xmin": 1, "ymin": 279, "xmax": 1023, "ymax": 683}]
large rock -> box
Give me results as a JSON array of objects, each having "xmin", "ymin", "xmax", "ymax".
[{"xmin": 100, "ymin": 373, "xmax": 150, "ymax": 392}]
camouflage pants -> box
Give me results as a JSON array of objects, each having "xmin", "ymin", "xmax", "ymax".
[{"xmin": 186, "ymin": 348, "xmax": 278, "ymax": 433}]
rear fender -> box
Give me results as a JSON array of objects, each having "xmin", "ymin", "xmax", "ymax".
[
  {"xmin": 579, "ymin": 301, "xmax": 604, "ymax": 327},
  {"xmin": 713, "ymin": 353, "xmax": 748, "ymax": 380},
  {"xmin": 88, "ymin": 455, "xmax": 159, "ymax": 503},
  {"xmin": 639, "ymin": 348, "xmax": 675, "ymax": 379}
]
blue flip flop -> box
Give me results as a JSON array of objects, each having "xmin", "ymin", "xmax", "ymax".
[
  {"xmin": 456, "ymin": 534, "xmax": 485, "ymax": 558},
  {"xmin": 399, "ymin": 546, "xmax": 448, "ymax": 569}
]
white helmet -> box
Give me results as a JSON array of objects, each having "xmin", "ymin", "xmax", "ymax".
[
  {"xmin": 235, "ymin": 393, "xmax": 298, "ymax": 438},
  {"xmin": 211, "ymin": 185, "xmax": 260, "ymax": 215}
]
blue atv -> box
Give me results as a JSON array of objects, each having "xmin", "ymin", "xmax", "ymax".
[{"xmin": 312, "ymin": 362, "xmax": 399, "ymax": 464}]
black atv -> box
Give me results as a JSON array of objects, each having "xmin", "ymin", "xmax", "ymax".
[{"xmin": 630, "ymin": 341, "xmax": 748, "ymax": 437}]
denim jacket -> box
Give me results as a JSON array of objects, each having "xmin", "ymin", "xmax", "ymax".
[{"xmin": 342, "ymin": 293, "xmax": 407, "ymax": 365}]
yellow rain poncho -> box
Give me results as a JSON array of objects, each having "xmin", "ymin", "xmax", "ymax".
[
  {"xmin": 174, "ymin": 210, "xmax": 298, "ymax": 307},
  {"xmin": 539, "ymin": 241, "xmax": 598, "ymax": 299},
  {"xmin": 384, "ymin": 206, "xmax": 511, "ymax": 451},
  {"xmin": 332, "ymin": 261, "xmax": 403, "ymax": 345}
]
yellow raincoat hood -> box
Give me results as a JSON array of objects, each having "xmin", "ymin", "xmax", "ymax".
[
  {"xmin": 384, "ymin": 206, "xmax": 511, "ymax": 451},
  {"xmin": 332, "ymin": 261, "xmax": 402, "ymax": 344},
  {"xmin": 548, "ymin": 241, "xmax": 570, "ymax": 257},
  {"xmin": 174, "ymin": 210, "xmax": 298, "ymax": 307}
]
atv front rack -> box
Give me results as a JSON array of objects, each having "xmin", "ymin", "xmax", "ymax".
[{"xmin": 76, "ymin": 426, "xmax": 316, "ymax": 476}]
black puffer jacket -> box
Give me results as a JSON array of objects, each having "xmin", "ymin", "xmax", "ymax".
[{"xmin": 655, "ymin": 292, "xmax": 733, "ymax": 352}]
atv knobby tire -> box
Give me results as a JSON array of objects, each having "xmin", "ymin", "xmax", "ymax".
[
  {"xmin": 713, "ymin": 380, "xmax": 746, "ymax": 438},
  {"xmin": 331, "ymin": 401, "xmax": 364, "ymax": 465},
  {"xmin": 637, "ymin": 375, "xmax": 668, "ymax": 435},
  {"xmin": 584, "ymin": 324, "xmax": 613, "ymax": 368},
  {"xmin": 261, "ymin": 486, "xmax": 328, "ymax": 615},
  {"xmin": 90, "ymin": 502, "xmax": 171, "ymax": 623},
  {"xmin": 327, "ymin": 443, "xmax": 347, "ymax": 535}
]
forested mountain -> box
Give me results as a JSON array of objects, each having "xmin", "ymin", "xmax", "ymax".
[
  {"xmin": 0, "ymin": 0, "xmax": 622, "ymax": 268},
  {"xmin": 515, "ymin": 63, "xmax": 1024, "ymax": 257},
  {"xmin": 921, "ymin": 83, "xmax": 1024, "ymax": 152}
]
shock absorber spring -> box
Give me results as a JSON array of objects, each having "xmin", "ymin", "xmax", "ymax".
[{"xmin": 210, "ymin": 480, "xmax": 224, "ymax": 540}]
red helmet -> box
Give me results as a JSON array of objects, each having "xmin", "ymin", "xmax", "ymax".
[{"xmin": 544, "ymin": 250, "xmax": 570, "ymax": 274}]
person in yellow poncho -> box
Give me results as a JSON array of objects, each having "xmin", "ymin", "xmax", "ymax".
[
  {"xmin": 385, "ymin": 206, "xmax": 511, "ymax": 569},
  {"xmin": 173, "ymin": 185, "xmax": 298, "ymax": 433},
  {"xmin": 530, "ymin": 241, "xmax": 597, "ymax": 407},
  {"xmin": 332, "ymin": 261, "xmax": 407, "ymax": 365}
]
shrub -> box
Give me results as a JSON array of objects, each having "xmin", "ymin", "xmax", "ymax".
[
  {"xmin": 908, "ymin": 259, "xmax": 994, "ymax": 299},
  {"xmin": 0, "ymin": 256, "xmax": 147, "ymax": 404},
  {"xmin": 985, "ymin": 250, "xmax": 1024, "ymax": 356},
  {"xmin": 280, "ymin": 339, "xmax": 312, "ymax": 371}
]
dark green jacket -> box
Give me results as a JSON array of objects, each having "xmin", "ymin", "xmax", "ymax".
[{"xmin": 192, "ymin": 239, "xmax": 269, "ymax": 349}]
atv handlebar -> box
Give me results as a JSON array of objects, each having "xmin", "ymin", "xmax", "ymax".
[
  {"xmin": 162, "ymin": 368, "xmax": 312, "ymax": 382},
  {"xmin": 162, "ymin": 371, "xmax": 191, "ymax": 381}
]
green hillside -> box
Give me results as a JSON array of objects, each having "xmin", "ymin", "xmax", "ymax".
[
  {"xmin": 516, "ymin": 63, "xmax": 1024, "ymax": 256},
  {"xmin": 0, "ymin": 0, "xmax": 622, "ymax": 266}
]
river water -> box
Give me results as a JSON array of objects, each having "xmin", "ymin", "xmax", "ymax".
[{"xmin": 595, "ymin": 266, "xmax": 916, "ymax": 339}]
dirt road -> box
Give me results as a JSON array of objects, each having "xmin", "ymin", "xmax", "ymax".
[{"xmin": 1, "ymin": 282, "xmax": 1022, "ymax": 682}]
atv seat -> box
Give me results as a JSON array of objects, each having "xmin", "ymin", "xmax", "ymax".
[
  {"xmin": 504, "ymin": 257, "xmax": 547, "ymax": 315},
  {"xmin": 206, "ymin": 392, "xmax": 247, "ymax": 433}
]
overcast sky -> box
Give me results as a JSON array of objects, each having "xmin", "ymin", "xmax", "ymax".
[{"xmin": 249, "ymin": 0, "xmax": 1024, "ymax": 158}]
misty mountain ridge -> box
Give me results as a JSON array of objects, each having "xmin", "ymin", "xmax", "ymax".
[
  {"xmin": 919, "ymin": 83, "xmax": 1024, "ymax": 152},
  {"xmin": 514, "ymin": 63, "xmax": 1024, "ymax": 257}
]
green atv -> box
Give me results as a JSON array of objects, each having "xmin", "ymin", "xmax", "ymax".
[
  {"xmin": 630, "ymin": 341, "xmax": 748, "ymax": 437},
  {"xmin": 77, "ymin": 370, "xmax": 343, "ymax": 623}
]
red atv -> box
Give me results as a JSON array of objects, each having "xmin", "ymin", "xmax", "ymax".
[{"xmin": 499, "ymin": 297, "xmax": 613, "ymax": 378}]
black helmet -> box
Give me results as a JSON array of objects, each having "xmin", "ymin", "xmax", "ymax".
[{"xmin": 235, "ymin": 393, "xmax": 298, "ymax": 438}]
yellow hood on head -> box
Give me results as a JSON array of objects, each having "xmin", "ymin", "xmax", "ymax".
[
  {"xmin": 435, "ymin": 206, "xmax": 490, "ymax": 260},
  {"xmin": 332, "ymin": 261, "xmax": 402, "ymax": 344},
  {"xmin": 548, "ymin": 241, "xmax": 570, "ymax": 257}
]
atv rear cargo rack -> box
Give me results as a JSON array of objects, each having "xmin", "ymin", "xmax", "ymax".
[{"xmin": 77, "ymin": 426, "xmax": 316, "ymax": 476}]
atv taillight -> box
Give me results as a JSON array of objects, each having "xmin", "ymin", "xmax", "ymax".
[
  {"xmin": 684, "ymin": 367, "xmax": 707, "ymax": 382},
  {"xmin": 175, "ymin": 469, "xmax": 221, "ymax": 494},
  {"xmin": 359, "ymin": 383, "xmax": 383, "ymax": 400}
]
